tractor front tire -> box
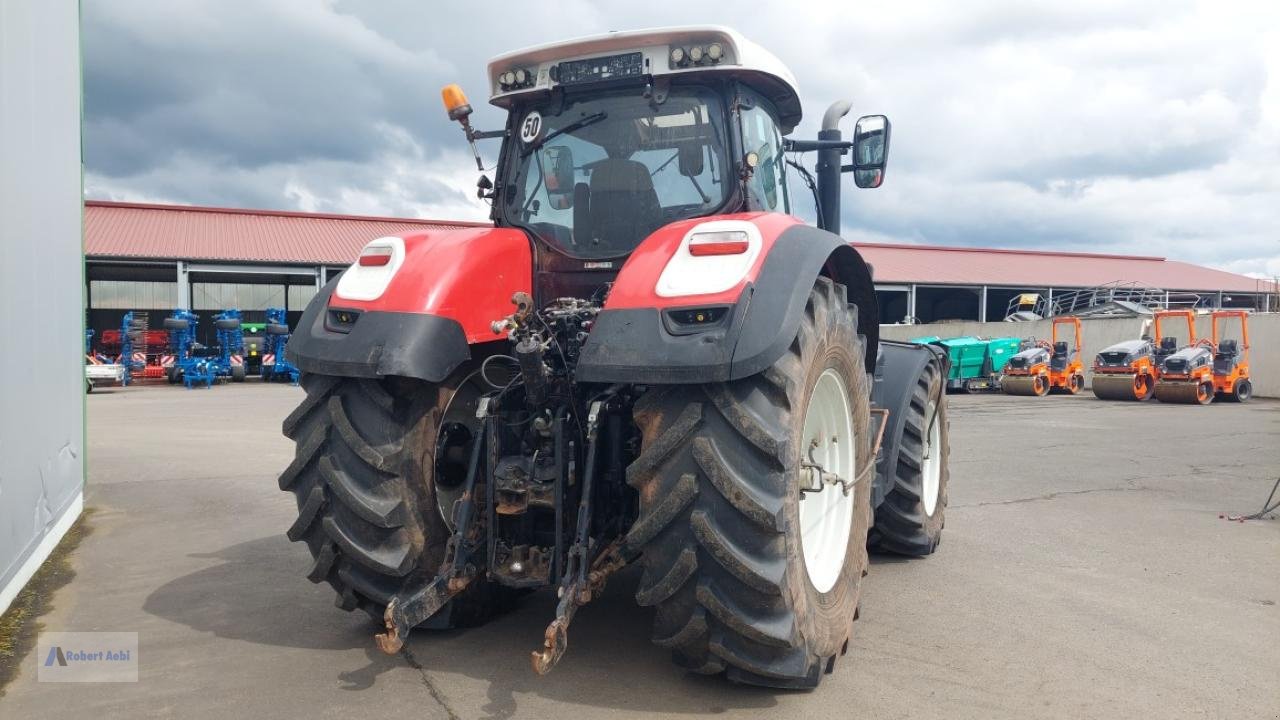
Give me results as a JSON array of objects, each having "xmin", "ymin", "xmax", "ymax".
[
  {"xmin": 869, "ymin": 358, "xmax": 949, "ymax": 556},
  {"xmin": 279, "ymin": 371, "xmax": 506, "ymax": 628},
  {"xmin": 231, "ymin": 364, "xmax": 247, "ymax": 383},
  {"xmin": 628, "ymin": 277, "xmax": 872, "ymax": 689}
]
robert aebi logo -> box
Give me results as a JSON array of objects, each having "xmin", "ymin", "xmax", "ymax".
[
  {"xmin": 44, "ymin": 645, "xmax": 132, "ymax": 666},
  {"xmin": 38, "ymin": 631, "xmax": 139, "ymax": 682}
]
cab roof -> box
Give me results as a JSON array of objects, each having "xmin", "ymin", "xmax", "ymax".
[{"xmin": 486, "ymin": 26, "xmax": 803, "ymax": 133}]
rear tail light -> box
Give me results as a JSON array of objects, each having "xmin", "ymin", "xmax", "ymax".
[
  {"xmin": 359, "ymin": 245, "xmax": 394, "ymax": 266},
  {"xmin": 688, "ymin": 231, "xmax": 750, "ymax": 256}
]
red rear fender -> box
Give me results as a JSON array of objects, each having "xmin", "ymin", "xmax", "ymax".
[{"xmin": 332, "ymin": 227, "xmax": 531, "ymax": 343}]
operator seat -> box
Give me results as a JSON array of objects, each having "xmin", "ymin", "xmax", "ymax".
[
  {"xmin": 1214, "ymin": 339, "xmax": 1238, "ymax": 374},
  {"xmin": 1050, "ymin": 340, "xmax": 1070, "ymax": 372},
  {"xmin": 586, "ymin": 159, "xmax": 661, "ymax": 255}
]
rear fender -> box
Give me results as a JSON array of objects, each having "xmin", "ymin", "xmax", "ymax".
[
  {"xmin": 287, "ymin": 227, "xmax": 531, "ymax": 382},
  {"xmin": 575, "ymin": 213, "xmax": 879, "ymax": 383},
  {"xmin": 870, "ymin": 341, "xmax": 949, "ymax": 509}
]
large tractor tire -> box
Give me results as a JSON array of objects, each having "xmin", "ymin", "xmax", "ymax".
[
  {"xmin": 628, "ymin": 277, "xmax": 872, "ymax": 689},
  {"xmin": 868, "ymin": 359, "xmax": 949, "ymax": 556},
  {"xmin": 279, "ymin": 370, "xmax": 507, "ymax": 628}
]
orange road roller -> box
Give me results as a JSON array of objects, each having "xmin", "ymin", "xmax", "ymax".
[
  {"xmin": 1003, "ymin": 316, "xmax": 1085, "ymax": 396},
  {"xmin": 1092, "ymin": 309, "xmax": 1196, "ymax": 401},
  {"xmin": 1153, "ymin": 310, "xmax": 1252, "ymax": 404}
]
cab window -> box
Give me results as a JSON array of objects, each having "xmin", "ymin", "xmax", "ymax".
[{"xmin": 739, "ymin": 93, "xmax": 788, "ymax": 213}]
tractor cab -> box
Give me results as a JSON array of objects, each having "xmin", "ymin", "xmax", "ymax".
[{"xmin": 443, "ymin": 27, "xmax": 889, "ymax": 302}]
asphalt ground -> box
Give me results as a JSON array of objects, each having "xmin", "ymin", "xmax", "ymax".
[{"xmin": 3, "ymin": 382, "xmax": 1277, "ymax": 719}]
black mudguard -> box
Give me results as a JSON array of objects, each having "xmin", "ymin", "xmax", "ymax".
[
  {"xmin": 575, "ymin": 224, "xmax": 879, "ymax": 384},
  {"xmin": 870, "ymin": 340, "xmax": 949, "ymax": 509},
  {"xmin": 285, "ymin": 278, "xmax": 471, "ymax": 383}
]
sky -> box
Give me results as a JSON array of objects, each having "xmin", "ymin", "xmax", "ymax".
[{"xmin": 82, "ymin": 0, "xmax": 1280, "ymax": 278}]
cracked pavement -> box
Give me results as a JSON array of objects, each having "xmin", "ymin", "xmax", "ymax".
[{"xmin": 1, "ymin": 385, "xmax": 1277, "ymax": 719}]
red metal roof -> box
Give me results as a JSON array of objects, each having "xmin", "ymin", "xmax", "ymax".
[
  {"xmin": 84, "ymin": 201, "xmax": 1275, "ymax": 293},
  {"xmin": 854, "ymin": 242, "xmax": 1276, "ymax": 294},
  {"xmin": 85, "ymin": 201, "xmax": 487, "ymax": 265}
]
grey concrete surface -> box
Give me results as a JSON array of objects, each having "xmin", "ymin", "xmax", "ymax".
[
  {"xmin": 3, "ymin": 383, "xmax": 1278, "ymax": 719},
  {"xmin": 881, "ymin": 311, "xmax": 1280, "ymax": 398}
]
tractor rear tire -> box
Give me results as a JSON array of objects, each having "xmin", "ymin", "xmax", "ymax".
[
  {"xmin": 628, "ymin": 277, "xmax": 872, "ymax": 689},
  {"xmin": 266, "ymin": 323, "xmax": 290, "ymax": 335},
  {"xmin": 869, "ymin": 358, "xmax": 949, "ymax": 556},
  {"xmin": 279, "ymin": 371, "xmax": 507, "ymax": 628}
]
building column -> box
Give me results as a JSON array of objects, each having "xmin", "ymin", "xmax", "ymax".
[
  {"xmin": 979, "ymin": 285, "xmax": 988, "ymax": 323},
  {"xmin": 1045, "ymin": 288, "xmax": 1054, "ymax": 316},
  {"xmin": 1216, "ymin": 290, "xmax": 1224, "ymax": 309},
  {"xmin": 176, "ymin": 261, "xmax": 190, "ymax": 309},
  {"xmin": 315, "ymin": 266, "xmax": 323, "ymax": 291},
  {"xmin": 908, "ymin": 284, "xmax": 917, "ymax": 323}
]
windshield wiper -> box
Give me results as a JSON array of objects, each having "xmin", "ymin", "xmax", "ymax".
[{"xmin": 522, "ymin": 112, "xmax": 608, "ymax": 156}]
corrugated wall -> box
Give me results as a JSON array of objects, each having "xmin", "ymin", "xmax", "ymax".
[
  {"xmin": 881, "ymin": 313, "xmax": 1280, "ymax": 398},
  {"xmin": 0, "ymin": 0, "xmax": 85, "ymax": 614}
]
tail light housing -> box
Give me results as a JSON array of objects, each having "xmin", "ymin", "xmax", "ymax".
[
  {"xmin": 655, "ymin": 221, "xmax": 762, "ymax": 298},
  {"xmin": 335, "ymin": 237, "xmax": 405, "ymax": 301}
]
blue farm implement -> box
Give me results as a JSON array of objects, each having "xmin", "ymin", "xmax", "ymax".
[
  {"xmin": 212, "ymin": 309, "xmax": 248, "ymax": 383},
  {"xmin": 260, "ymin": 308, "xmax": 299, "ymax": 384}
]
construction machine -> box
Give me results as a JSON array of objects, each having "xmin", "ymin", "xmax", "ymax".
[
  {"xmin": 1002, "ymin": 316, "xmax": 1084, "ymax": 396},
  {"xmin": 1209, "ymin": 310, "xmax": 1252, "ymax": 402},
  {"xmin": 1092, "ymin": 309, "xmax": 1196, "ymax": 401},
  {"xmin": 1156, "ymin": 310, "xmax": 1252, "ymax": 403},
  {"xmin": 277, "ymin": 26, "xmax": 952, "ymax": 689}
]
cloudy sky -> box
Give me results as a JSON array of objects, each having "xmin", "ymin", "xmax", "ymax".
[{"xmin": 83, "ymin": 0, "xmax": 1280, "ymax": 277}]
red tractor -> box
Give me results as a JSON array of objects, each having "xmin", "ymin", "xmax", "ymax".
[{"xmin": 280, "ymin": 27, "xmax": 950, "ymax": 689}]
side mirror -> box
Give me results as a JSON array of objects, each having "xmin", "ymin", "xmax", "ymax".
[
  {"xmin": 677, "ymin": 144, "xmax": 704, "ymax": 176},
  {"xmin": 852, "ymin": 115, "xmax": 891, "ymax": 189},
  {"xmin": 544, "ymin": 145, "xmax": 575, "ymax": 209}
]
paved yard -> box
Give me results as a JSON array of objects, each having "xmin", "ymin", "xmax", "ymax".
[{"xmin": 3, "ymin": 383, "xmax": 1278, "ymax": 719}]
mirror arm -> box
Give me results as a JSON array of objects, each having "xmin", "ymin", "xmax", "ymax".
[{"xmin": 783, "ymin": 138, "xmax": 852, "ymax": 153}]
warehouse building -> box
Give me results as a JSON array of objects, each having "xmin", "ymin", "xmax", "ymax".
[{"xmin": 85, "ymin": 200, "xmax": 1279, "ymax": 342}]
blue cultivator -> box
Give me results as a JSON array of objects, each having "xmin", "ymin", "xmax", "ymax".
[
  {"xmin": 261, "ymin": 308, "xmax": 300, "ymax": 384},
  {"xmin": 164, "ymin": 309, "xmax": 211, "ymax": 389},
  {"xmin": 212, "ymin": 309, "xmax": 248, "ymax": 383}
]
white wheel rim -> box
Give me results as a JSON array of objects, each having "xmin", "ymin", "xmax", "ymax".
[
  {"xmin": 799, "ymin": 368, "xmax": 856, "ymax": 594},
  {"xmin": 922, "ymin": 400, "xmax": 941, "ymax": 517}
]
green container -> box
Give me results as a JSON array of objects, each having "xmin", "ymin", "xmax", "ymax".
[{"xmin": 910, "ymin": 335, "xmax": 1023, "ymax": 390}]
